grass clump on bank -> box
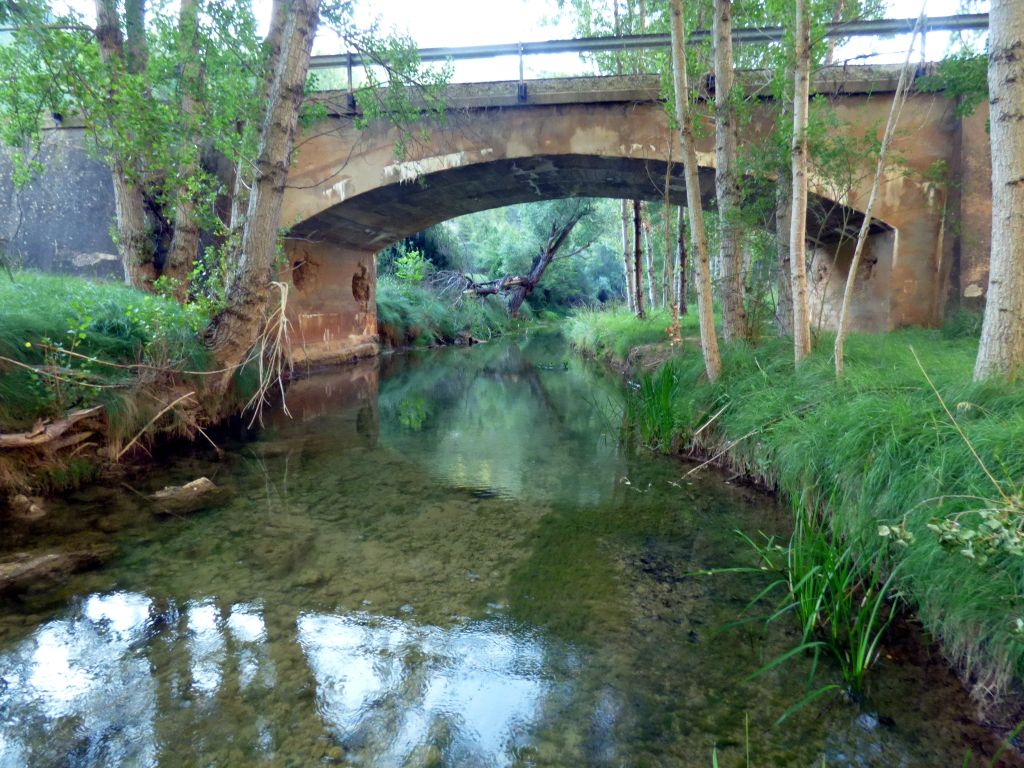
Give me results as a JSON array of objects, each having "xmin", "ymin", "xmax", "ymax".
[
  {"xmin": 569, "ymin": 307, "xmax": 1024, "ymax": 702},
  {"xmin": 564, "ymin": 306, "xmax": 706, "ymax": 361},
  {"xmin": 0, "ymin": 271, "xmax": 213, "ymax": 488},
  {"xmin": 376, "ymin": 274, "xmax": 526, "ymax": 348}
]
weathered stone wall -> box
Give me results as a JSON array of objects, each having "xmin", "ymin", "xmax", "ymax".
[{"xmin": 0, "ymin": 128, "xmax": 120, "ymax": 280}]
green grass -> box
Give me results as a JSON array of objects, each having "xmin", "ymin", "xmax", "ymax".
[
  {"xmin": 569, "ymin": 307, "xmax": 1024, "ymax": 701},
  {"xmin": 0, "ymin": 269, "xmax": 211, "ymax": 437},
  {"xmin": 376, "ymin": 274, "xmax": 526, "ymax": 347},
  {"xmin": 564, "ymin": 305, "xmax": 708, "ymax": 361}
]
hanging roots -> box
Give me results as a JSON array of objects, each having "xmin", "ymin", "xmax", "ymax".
[{"xmin": 243, "ymin": 281, "xmax": 294, "ymax": 428}]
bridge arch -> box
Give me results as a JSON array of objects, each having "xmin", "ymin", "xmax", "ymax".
[{"xmin": 279, "ymin": 74, "xmax": 973, "ymax": 365}]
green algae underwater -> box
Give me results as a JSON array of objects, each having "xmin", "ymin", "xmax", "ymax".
[{"xmin": 0, "ymin": 332, "xmax": 1016, "ymax": 766}]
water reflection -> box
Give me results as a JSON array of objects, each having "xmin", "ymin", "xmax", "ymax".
[
  {"xmin": 0, "ymin": 592, "xmax": 157, "ymax": 768},
  {"xmin": 378, "ymin": 335, "xmax": 625, "ymax": 505},
  {"xmin": 0, "ymin": 592, "xmax": 585, "ymax": 767},
  {"xmin": 299, "ymin": 612, "xmax": 571, "ymax": 766}
]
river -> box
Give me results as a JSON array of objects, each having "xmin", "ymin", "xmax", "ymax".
[{"xmin": 0, "ymin": 331, "xmax": 1013, "ymax": 766}]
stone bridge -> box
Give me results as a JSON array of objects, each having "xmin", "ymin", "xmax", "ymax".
[
  {"xmin": 0, "ymin": 66, "xmax": 992, "ymax": 365},
  {"xmin": 279, "ymin": 68, "xmax": 992, "ymax": 365}
]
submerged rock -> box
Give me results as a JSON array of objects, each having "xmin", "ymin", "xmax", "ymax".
[
  {"xmin": 0, "ymin": 547, "xmax": 113, "ymax": 595},
  {"xmin": 150, "ymin": 477, "xmax": 225, "ymax": 517},
  {"xmin": 9, "ymin": 494, "xmax": 47, "ymax": 522}
]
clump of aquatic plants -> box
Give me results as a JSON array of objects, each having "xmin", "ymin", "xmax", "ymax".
[
  {"xmin": 740, "ymin": 507, "xmax": 901, "ymax": 698},
  {"xmin": 626, "ymin": 362, "xmax": 681, "ymax": 449}
]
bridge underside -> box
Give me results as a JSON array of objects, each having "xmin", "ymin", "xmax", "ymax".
[
  {"xmin": 290, "ymin": 155, "xmax": 882, "ymax": 251},
  {"xmin": 284, "ymin": 154, "xmax": 892, "ymax": 366}
]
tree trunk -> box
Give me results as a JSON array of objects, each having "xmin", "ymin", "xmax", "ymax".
[
  {"xmin": 621, "ymin": 199, "xmax": 636, "ymax": 311},
  {"xmin": 789, "ymin": 0, "xmax": 813, "ymax": 363},
  {"xmin": 824, "ymin": 0, "xmax": 845, "ymax": 66},
  {"xmin": 465, "ymin": 208, "xmax": 587, "ymax": 317},
  {"xmin": 163, "ymin": 0, "xmax": 203, "ymax": 300},
  {"xmin": 642, "ymin": 209, "xmax": 658, "ymax": 309},
  {"xmin": 663, "ymin": 156, "xmax": 675, "ymax": 310},
  {"xmin": 677, "ymin": 206, "xmax": 688, "ymax": 315},
  {"xmin": 94, "ymin": 0, "xmax": 153, "ymax": 290},
  {"xmin": 713, "ymin": 0, "xmax": 747, "ymax": 343},
  {"xmin": 633, "ymin": 199, "xmax": 646, "ymax": 319},
  {"xmin": 974, "ymin": 0, "xmax": 1024, "ymax": 380},
  {"xmin": 670, "ymin": 0, "xmax": 721, "ymax": 381},
  {"xmin": 775, "ymin": 170, "xmax": 794, "ymax": 336},
  {"xmin": 123, "ymin": 0, "xmax": 147, "ymax": 75},
  {"xmin": 230, "ymin": 0, "xmax": 288, "ymax": 233},
  {"xmin": 835, "ymin": 16, "xmax": 922, "ymax": 378},
  {"xmin": 205, "ymin": 0, "xmax": 322, "ymax": 391}
]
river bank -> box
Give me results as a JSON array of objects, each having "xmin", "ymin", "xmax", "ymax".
[{"xmin": 566, "ymin": 307, "xmax": 1024, "ymax": 717}]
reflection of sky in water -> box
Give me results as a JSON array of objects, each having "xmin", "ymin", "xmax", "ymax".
[
  {"xmin": 0, "ymin": 592, "xmax": 157, "ymax": 768},
  {"xmin": 0, "ymin": 593, "xmax": 574, "ymax": 768},
  {"xmin": 299, "ymin": 612, "xmax": 564, "ymax": 767}
]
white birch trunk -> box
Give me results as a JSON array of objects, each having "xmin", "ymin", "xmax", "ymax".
[
  {"xmin": 834, "ymin": 15, "xmax": 922, "ymax": 377},
  {"xmin": 670, "ymin": 0, "xmax": 721, "ymax": 382},
  {"xmin": 974, "ymin": 0, "xmax": 1024, "ymax": 380},
  {"xmin": 713, "ymin": 0, "xmax": 747, "ymax": 342},
  {"xmin": 789, "ymin": 0, "xmax": 813, "ymax": 363}
]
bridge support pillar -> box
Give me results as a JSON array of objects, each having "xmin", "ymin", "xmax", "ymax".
[
  {"xmin": 807, "ymin": 230, "xmax": 896, "ymax": 333},
  {"xmin": 282, "ymin": 239, "xmax": 379, "ymax": 368},
  {"xmin": 943, "ymin": 105, "xmax": 993, "ymax": 314}
]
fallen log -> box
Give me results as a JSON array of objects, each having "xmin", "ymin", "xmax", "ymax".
[{"xmin": 0, "ymin": 407, "xmax": 103, "ymax": 450}]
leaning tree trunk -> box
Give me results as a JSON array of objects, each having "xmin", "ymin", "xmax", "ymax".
[
  {"xmin": 633, "ymin": 199, "xmax": 646, "ymax": 319},
  {"xmin": 670, "ymin": 0, "xmax": 721, "ymax": 381},
  {"xmin": 789, "ymin": 0, "xmax": 813, "ymax": 364},
  {"xmin": 94, "ymin": 0, "xmax": 153, "ymax": 290},
  {"xmin": 469, "ymin": 209, "xmax": 588, "ymax": 317},
  {"xmin": 713, "ymin": 0, "xmax": 747, "ymax": 342},
  {"xmin": 834, "ymin": 15, "xmax": 922, "ymax": 378},
  {"xmin": 974, "ymin": 0, "xmax": 1024, "ymax": 381},
  {"xmin": 204, "ymin": 0, "xmax": 322, "ymax": 392},
  {"xmin": 230, "ymin": 0, "xmax": 287, "ymax": 233}
]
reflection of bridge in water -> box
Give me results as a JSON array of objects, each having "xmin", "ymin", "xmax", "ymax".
[{"xmin": 282, "ymin": 55, "xmax": 992, "ymax": 365}]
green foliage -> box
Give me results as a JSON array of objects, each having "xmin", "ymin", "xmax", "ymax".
[
  {"xmin": 628, "ymin": 361, "xmax": 681, "ymax": 449},
  {"xmin": 919, "ymin": 50, "xmax": 989, "ymax": 119},
  {"xmin": 394, "ymin": 248, "xmax": 430, "ymax": 283},
  {"xmin": 318, "ymin": 8, "xmax": 452, "ymax": 161},
  {"xmin": 0, "ymin": 270, "xmax": 209, "ymax": 430},
  {"xmin": 570, "ymin": 310, "xmax": 1024, "ymax": 697},
  {"xmin": 0, "ymin": 0, "xmax": 263, "ymax": 229}
]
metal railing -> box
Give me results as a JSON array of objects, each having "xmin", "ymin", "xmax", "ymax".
[{"xmin": 309, "ymin": 13, "xmax": 989, "ymax": 88}]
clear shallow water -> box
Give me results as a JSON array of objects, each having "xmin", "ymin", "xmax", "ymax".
[{"xmin": 0, "ymin": 332, "xmax": 1015, "ymax": 767}]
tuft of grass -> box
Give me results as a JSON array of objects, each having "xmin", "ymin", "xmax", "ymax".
[
  {"xmin": 570, "ymin": 308, "xmax": 1024, "ymax": 702},
  {"xmin": 376, "ymin": 274, "xmax": 525, "ymax": 347},
  {"xmin": 564, "ymin": 305, "xmax": 702, "ymax": 361}
]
